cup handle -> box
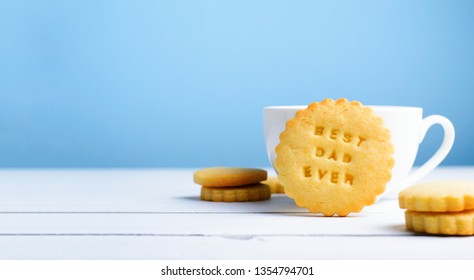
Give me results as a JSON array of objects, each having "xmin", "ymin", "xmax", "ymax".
[{"xmin": 402, "ymin": 115, "xmax": 455, "ymax": 187}]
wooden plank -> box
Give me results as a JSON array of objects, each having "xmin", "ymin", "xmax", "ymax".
[
  {"xmin": 0, "ymin": 203, "xmax": 405, "ymax": 236},
  {"xmin": 0, "ymin": 235, "xmax": 472, "ymax": 260}
]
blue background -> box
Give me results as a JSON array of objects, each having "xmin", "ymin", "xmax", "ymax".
[{"xmin": 1, "ymin": 0, "xmax": 473, "ymax": 168}]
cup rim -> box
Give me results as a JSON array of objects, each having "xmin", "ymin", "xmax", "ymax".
[{"xmin": 264, "ymin": 105, "xmax": 422, "ymax": 112}]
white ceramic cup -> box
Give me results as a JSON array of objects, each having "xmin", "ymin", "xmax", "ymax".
[{"xmin": 263, "ymin": 105, "xmax": 455, "ymax": 199}]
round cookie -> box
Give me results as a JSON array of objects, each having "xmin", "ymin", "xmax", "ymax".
[
  {"xmin": 275, "ymin": 98, "xmax": 394, "ymax": 216},
  {"xmin": 399, "ymin": 180, "xmax": 474, "ymax": 212},
  {"xmin": 405, "ymin": 210, "xmax": 474, "ymax": 236},
  {"xmin": 194, "ymin": 167, "xmax": 267, "ymax": 187},
  {"xmin": 200, "ymin": 184, "xmax": 271, "ymax": 202},
  {"xmin": 261, "ymin": 176, "xmax": 285, "ymax": 194}
]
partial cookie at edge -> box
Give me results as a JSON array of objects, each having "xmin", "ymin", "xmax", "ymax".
[
  {"xmin": 261, "ymin": 177, "xmax": 285, "ymax": 194},
  {"xmin": 399, "ymin": 180, "xmax": 474, "ymax": 212}
]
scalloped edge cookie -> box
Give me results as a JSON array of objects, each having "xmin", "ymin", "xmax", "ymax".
[
  {"xmin": 405, "ymin": 210, "xmax": 474, "ymax": 235},
  {"xmin": 399, "ymin": 180, "xmax": 474, "ymax": 212},
  {"xmin": 200, "ymin": 184, "xmax": 271, "ymax": 202},
  {"xmin": 275, "ymin": 98, "xmax": 394, "ymax": 216}
]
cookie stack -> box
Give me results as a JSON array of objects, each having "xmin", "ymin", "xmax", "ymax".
[
  {"xmin": 399, "ymin": 180, "xmax": 474, "ymax": 235},
  {"xmin": 193, "ymin": 167, "xmax": 271, "ymax": 202}
]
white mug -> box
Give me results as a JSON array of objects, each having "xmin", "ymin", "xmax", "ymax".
[{"xmin": 263, "ymin": 105, "xmax": 455, "ymax": 199}]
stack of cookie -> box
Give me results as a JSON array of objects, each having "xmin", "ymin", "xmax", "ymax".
[
  {"xmin": 193, "ymin": 167, "xmax": 271, "ymax": 202},
  {"xmin": 399, "ymin": 180, "xmax": 474, "ymax": 235}
]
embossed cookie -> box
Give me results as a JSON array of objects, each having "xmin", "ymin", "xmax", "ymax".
[
  {"xmin": 262, "ymin": 177, "xmax": 285, "ymax": 194},
  {"xmin": 200, "ymin": 184, "xmax": 271, "ymax": 202},
  {"xmin": 405, "ymin": 210, "xmax": 474, "ymax": 235},
  {"xmin": 194, "ymin": 167, "xmax": 267, "ymax": 187},
  {"xmin": 275, "ymin": 98, "xmax": 394, "ymax": 216},
  {"xmin": 399, "ymin": 180, "xmax": 474, "ymax": 212}
]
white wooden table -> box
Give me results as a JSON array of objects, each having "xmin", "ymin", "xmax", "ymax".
[{"xmin": 0, "ymin": 167, "xmax": 473, "ymax": 259}]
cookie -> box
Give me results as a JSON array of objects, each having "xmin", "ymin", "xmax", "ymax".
[
  {"xmin": 261, "ymin": 176, "xmax": 285, "ymax": 194},
  {"xmin": 399, "ymin": 180, "xmax": 474, "ymax": 212},
  {"xmin": 275, "ymin": 98, "xmax": 394, "ymax": 216},
  {"xmin": 405, "ymin": 210, "xmax": 474, "ymax": 235},
  {"xmin": 200, "ymin": 184, "xmax": 271, "ymax": 202},
  {"xmin": 194, "ymin": 167, "xmax": 267, "ymax": 187}
]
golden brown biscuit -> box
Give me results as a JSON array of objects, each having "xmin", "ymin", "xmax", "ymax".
[
  {"xmin": 275, "ymin": 98, "xmax": 394, "ymax": 216},
  {"xmin": 200, "ymin": 184, "xmax": 271, "ymax": 202},
  {"xmin": 399, "ymin": 180, "xmax": 474, "ymax": 212},
  {"xmin": 405, "ymin": 210, "xmax": 474, "ymax": 235},
  {"xmin": 261, "ymin": 176, "xmax": 285, "ymax": 194},
  {"xmin": 194, "ymin": 167, "xmax": 267, "ymax": 187}
]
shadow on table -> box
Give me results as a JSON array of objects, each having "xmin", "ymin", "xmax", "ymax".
[{"xmin": 174, "ymin": 195, "xmax": 305, "ymax": 213}]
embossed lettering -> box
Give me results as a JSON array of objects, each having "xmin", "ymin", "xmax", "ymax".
[
  {"xmin": 345, "ymin": 173, "xmax": 354, "ymax": 185},
  {"xmin": 315, "ymin": 126, "xmax": 324, "ymax": 136},
  {"xmin": 342, "ymin": 153, "xmax": 352, "ymax": 163},
  {"xmin": 316, "ymin": 147, "xmax": 325, "ymax": 157},
  {"xmin": 318, "ymin": 169, "xmax": 328, "ymax": 180},
  {"xmin": 331, "ymin": 172, "xmax": 339, "ymax": 184},
  {"xmin": 307, "ymin": 127, "xmax": 366, "ymax": 188},
  {"xmin": 357, "ymin": 136, "xmax": 366, "ymax": 147},
  {"xmin": 343, "ymin": 133, "xmax": 353, "ymax": 143}
]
